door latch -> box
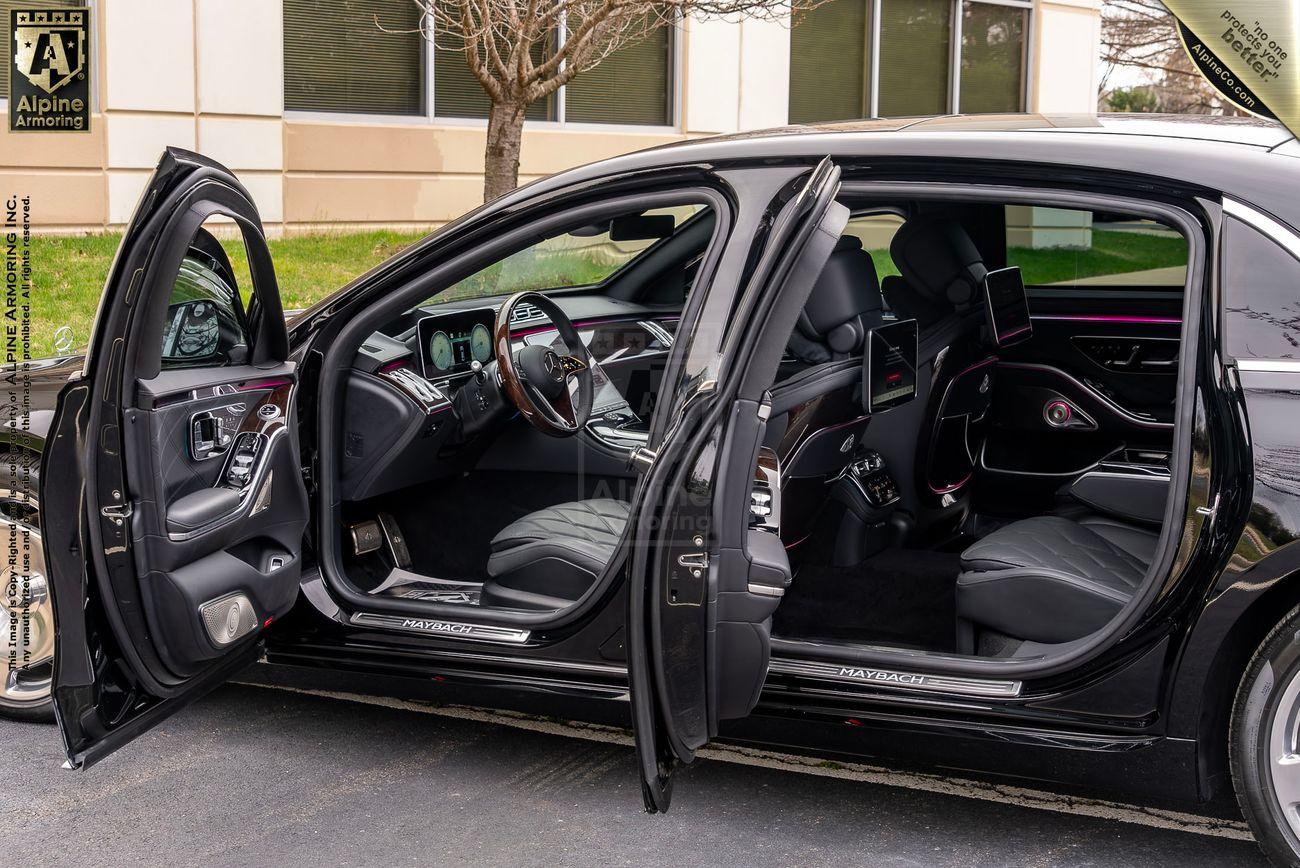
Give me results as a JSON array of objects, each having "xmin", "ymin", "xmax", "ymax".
[
  {"xmin": 677, "ymin": 551, "xmax": 709, "ymax": 576},
  {"xmin": 101, "ymin": 502, "xmax": 132, "ymax": 524},
  {"xmin": 1195, "ymin": 493, "xmax": 1220, "ymax": 521}
]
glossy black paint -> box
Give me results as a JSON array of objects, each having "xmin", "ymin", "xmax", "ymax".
[{"xmin": 33, "ymin": 115, "xmax": 1300, "ymax": 807}]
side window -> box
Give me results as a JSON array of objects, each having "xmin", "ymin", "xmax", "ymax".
[
  {"xmin": 1005, "ymin": 207, "xmax": 1188, "ymax": 290},
  {"xmin": 843, "ymin": 212, "xmax": 904, "ymax": 313},
  {"xmin": 430, "ymin": 205, "xmax": 706, "ymax": 305},
  {"xmin": 159, "ymin": 222, "xmax": 255, "ymax": 370},
  {"xmin": 1224, "ymin": 215, "xmax": 1300, "ymax": 361}
]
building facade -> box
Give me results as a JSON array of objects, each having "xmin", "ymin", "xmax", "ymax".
[{"xmin": 1, "ymin": 0, "xmax": 1101, "ymax": 234}]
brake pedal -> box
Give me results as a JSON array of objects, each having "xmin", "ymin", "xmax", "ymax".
[
  {"xmin": 377, "ymin": 512, "xmax": 412, "ymax": 569},
  {"xmin": 348, "ymin": 520, "xmax": 383, "ymax": 556}
]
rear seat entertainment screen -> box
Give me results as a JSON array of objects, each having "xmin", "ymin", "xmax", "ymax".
[
  {"xmin": 866, "ymin": 319, "xmax": 918, "ymax": 413},
  {"xmin": 984, "ymin": 266, "xmax": 1033, "ymax": 347}
]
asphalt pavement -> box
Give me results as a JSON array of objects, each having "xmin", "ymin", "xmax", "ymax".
[{"xmin": 2, "ymin": 682, "xmax": 1272, "ymax": 867}]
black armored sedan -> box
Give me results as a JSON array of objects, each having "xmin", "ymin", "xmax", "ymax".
[{"xmin": 10, "ymin": 113, "xmax": 1300, "ymax": 865}]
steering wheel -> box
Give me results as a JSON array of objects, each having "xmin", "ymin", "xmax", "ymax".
[{"xmin": 495, "ymin": 292, "xmax": 594, "ymax": 437}]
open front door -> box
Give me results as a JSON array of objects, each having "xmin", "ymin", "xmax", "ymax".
[
  {"xmin": 43, "ymin": 148, "xmax": 307, "ymax": 768},
  {"xmin": 628, "ymin": 158, "xmax": 846, "ymax": 810}
]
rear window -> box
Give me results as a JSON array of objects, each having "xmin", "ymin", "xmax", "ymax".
[
  {"xmin": 1224, "ymin": 214, "xmax": 1300, "ymax": 360},
  {"xmin": 1005, "ymin": 208, "xmax": 1188, "ymax": 289}
]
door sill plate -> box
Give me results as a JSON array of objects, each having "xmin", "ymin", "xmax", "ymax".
[
  {"xmin": 349, "ymin": 612, "xmax": 531, "ymax": 645},
  {"xmin": 768, "ymin": 658, "xmax": 1022, "ymax": 698}
]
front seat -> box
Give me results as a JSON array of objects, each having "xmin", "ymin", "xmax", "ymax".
[
  {"xmin": 860, "ymin": 215, "xmax": 996, "ymax": 543},
  {"xmin": 482, "ymin": 238, "xmax": 882, "ymax": 611},
  {"xmin": 955, "ymin": 514, "xmax": 1159, "ymax": 647},
  {"xmin": 482, "ymin": 499, "xmax": 630, "ymax": 610},
  {"xmin": 765, "ymin": 233, "xmax": 884, "ymax": 452}
]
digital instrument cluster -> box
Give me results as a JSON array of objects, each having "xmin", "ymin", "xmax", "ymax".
[{"xmin": 416, "ymin": 308, "xmax": 495, "ymax": 379}]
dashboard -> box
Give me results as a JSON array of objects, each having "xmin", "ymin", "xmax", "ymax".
[{"xmin": 342, "ymin": 296, "xmax": 678, "ymax": 502}]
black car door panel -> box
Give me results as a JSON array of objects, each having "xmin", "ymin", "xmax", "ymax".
[
  {"xmin": 43, "ymin": 148, "xmax": 306, "ymax": 768},
  {"xmin": 976, "ymin": 296, "xmax": 1182, "ymax": 514}
]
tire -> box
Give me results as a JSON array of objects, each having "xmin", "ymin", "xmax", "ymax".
[
  {"xmin": 0, "ymin": 454, "xmax": 53, "ymax": 725},
  {"xmin": 1232, "ymin": 604, "xmax": 1300, "ymax": 867}
]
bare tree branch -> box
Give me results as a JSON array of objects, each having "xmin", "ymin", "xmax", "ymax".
[{"xmin": 1098, "ymin": 0, "xmax": 1244, "ymax": 116}]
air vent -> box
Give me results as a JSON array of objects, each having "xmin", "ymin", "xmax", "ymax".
[{"xmin": 509, "ymin": 302, "xmax": 545, "ymax": 327}]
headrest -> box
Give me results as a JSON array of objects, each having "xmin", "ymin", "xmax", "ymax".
[
  {"xmin": 793, "ymin": 235, "xmax": 884, "ymax": 359},
  {"xmin": 889, "ymin": 217, "xmax": 988, "ymax": 311}
]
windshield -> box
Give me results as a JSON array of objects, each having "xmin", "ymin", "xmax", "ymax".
[{"xmin": 427, "ymin": 205, "xmax": 704, "ymax": 305}]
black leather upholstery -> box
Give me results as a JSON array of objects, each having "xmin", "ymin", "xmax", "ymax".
[
  {"xmin": 789, "ymin": 235, "xmax": 884, "ymax": 363},
  {"xmin": 867, "ymin": 215, "xmax": 993, "ymax": 527},
  {"xmin": 890, "ymin": 216, "xmax": 988, "ymax": 310},
  {"xmin": 483, "ymin": 499, "xmax": 629, "ymax": 610},
  {"xmin": 956, "ymin": 514, "xmax": 1159, "ymax": 644}
]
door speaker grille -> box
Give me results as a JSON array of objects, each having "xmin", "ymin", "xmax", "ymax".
[{"xmin": 199, "ymin": 593, "xmax": 258, "ymax": 647}]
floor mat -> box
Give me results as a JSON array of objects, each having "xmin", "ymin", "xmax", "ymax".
[
  {"xmin": 369, "ymin": 571, "xmax": 483, "ymax": 605},
  {"xmin": 773, "ymin": 548, "xmax": 960, "ymax": 652}
]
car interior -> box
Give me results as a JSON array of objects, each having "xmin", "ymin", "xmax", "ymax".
[{"xmin": 294, "ymin": 192, "xmax": 1190, "ymax": 663}]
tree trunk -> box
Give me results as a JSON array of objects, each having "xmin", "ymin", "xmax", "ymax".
[{"xmin": 483, "ymin": 100, "xmax": 527, "ymax": 202}]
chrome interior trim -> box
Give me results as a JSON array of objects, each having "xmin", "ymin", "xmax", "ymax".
[
  {"xmin": 748, "ymin": 582, "xmax": 785, "ymax": 598},
  {"xmin": 768, "ymin": 658, "xmax": 1023, "ymax": 698},
  {"xmin": 167, "ymin": 428, "xmax": 280, "ymax": 542},
  {"xmin": 1237, "ymin": 358, "xmax": 1300, "ymax": 374},
  {"xmin": 350, "ymin": 612, "xmax": 531, "ymax": 644},
  {"xmin": 587, "ymin": 425, "xmax": 650, "ymax": 446},
  {"xmin": 997, "ymin": 361, "xmax": 1172, "ymax": 430}
]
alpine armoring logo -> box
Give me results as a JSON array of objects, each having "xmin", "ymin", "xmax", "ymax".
[{"xmin": 9, "ymin": 7, "xmax": 90, "ymax": 132}]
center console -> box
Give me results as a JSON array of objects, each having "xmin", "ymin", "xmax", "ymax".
[{"xmin": 827, "ymin": 450, "xmax": 908, "ymax": 566}]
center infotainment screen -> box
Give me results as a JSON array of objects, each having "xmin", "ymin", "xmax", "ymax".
[
  {"xmin": 417, "ymin": 309, "xmax": 496, "ymax": 379},
  {"xmin": 984, "ymin": 266, "xmax": 1033, "ymax": 347},
  {"xmin": 866, "ymin": 319, "xmax": 918, "ymax": 413}
]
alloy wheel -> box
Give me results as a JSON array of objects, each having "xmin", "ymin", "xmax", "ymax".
[{"xmin": 0, "ymin": 494, "xmax": 52, "ymax": 713}]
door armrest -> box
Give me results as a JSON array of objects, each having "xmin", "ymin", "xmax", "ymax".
[{"xmin": 166, "ymin": 487, "xmax": 241, "ymax": 534}]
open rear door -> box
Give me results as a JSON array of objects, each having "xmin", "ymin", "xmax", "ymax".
[
  {"xmin": 627, "ymin": 158, "xmax": 846, "ymax": 810},
  {"xmin": 42, "ymin": 148, "xmax": 308, "ymax": 768}
]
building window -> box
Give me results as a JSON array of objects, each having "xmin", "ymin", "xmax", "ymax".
[
  {"xmin": 788, "ymin": 0, "xmax": 869, "ymax": 124},
  {"xmin": 283, "ymin": 3, "xmax": 672, "ymax": 126},
  {"xmin": 877, "ymin": 0, "xmax": 951, "ymax": 117},
  {"xmin": 433, "ymin": 29, "xmax": 557, "ymax": 121},
  {"xmin": 787, "ymin": 0, "xmax": 1029, "ymax": 123},
  {"xmin": 565, "ymin": 26, "xmax": 672, "ymax": 126},
  {"xmin": 960, "ymin": 0, "xmax": 1028, "ymax": 114},
  {"xmin": 283, "ymin": 0, "xmax": 423, "ymax": 115}
]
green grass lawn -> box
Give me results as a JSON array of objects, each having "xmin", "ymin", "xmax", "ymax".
[
  {"xmin": 866, "ymin": 229, "xmax": 1188, "ymax": 288},
  {"xmin": 30, "ymin": 230, "xmax": 427, "ymax": 359},
  {"xmin": 30, "ymin": 226, "xmax": 1187, "ymax": 360}
]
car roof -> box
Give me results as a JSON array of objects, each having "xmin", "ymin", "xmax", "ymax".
[
  {"xmin": 499, "ymin": 113, "xmax": 1300, "ymax": 231},
  {"xmin": 695, "ymin": 112, "xmax": 1296, "ymax": 149}
]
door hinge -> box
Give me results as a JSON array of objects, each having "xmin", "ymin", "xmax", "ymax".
[{"xmin": 628, "ymin": 446, "xmax": 657, "ymax": 473}]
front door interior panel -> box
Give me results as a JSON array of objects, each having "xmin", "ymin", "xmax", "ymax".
[{"xmin": 124, "ymin": 374, "xmax": 307, "ymax": 678}]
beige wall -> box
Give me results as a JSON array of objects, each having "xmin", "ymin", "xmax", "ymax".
[
  {"xmin": 1031, "ymin": 0, "xmax": 1103, "ymax": 113},
  {"xmin": 4, "ymin": 0, "xmax": 1099, "ymax": 233}
]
